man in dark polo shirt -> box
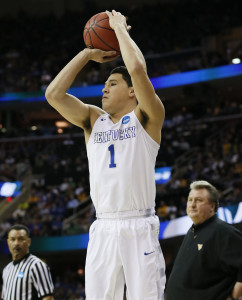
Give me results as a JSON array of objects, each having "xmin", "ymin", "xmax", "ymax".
[{"xmin": 166, "ymin": 180, "xmax": 242, "ymax": 300}]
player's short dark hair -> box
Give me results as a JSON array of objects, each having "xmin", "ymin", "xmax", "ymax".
[
  {"xmin": 7, "ymin": 224, "xmax": 30, "ymax": 237},
  {"xmin": 190, "ymin": 180, "xmax": 219, "ymax": 212},
  {"xmin": 110, "ymin": 66, "xmax": 132, "ymax": 87}
]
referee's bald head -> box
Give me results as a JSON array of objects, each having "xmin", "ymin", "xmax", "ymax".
[{"xmin": 7, "ymin": 224, "xmax": 30, "ymax": 237}]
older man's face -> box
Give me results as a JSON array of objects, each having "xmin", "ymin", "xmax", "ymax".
[
  {"xmin": 186, "ymin": 188, "xmax": 215, "ymax": 225},
  {"xmin": 7, "ymin": 229, "xmax": 31, "ymax": 261}
]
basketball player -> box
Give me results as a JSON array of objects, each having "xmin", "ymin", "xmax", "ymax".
[{"xmin": 45, "ymin": 10, "xmax": 166, "ymax": 299}]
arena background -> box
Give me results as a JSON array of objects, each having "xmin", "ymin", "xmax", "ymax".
[{"xmin": 0, "ymin": 0, "xmax": 242, "ymax": 299}]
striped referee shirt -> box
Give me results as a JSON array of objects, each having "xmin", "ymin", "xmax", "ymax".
[{"xmin": 2, "ymin": 253, "xmax": 54, "ymax": 300}]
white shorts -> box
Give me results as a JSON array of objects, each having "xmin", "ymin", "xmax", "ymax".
[{"xmin": 85, "ymin": 213, "xmax": 166, "ymax": 300}]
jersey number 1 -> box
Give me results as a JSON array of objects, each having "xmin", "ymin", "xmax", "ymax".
[{"xmin": 108, "ymin": 144, "xmax": 116, "ymax": 168}]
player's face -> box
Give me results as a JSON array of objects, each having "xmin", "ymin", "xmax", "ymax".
[
  {"xmin": 7, "ymin": 229, "xmax": 31, "ymax": 261},
  {"xmin": 186, "ymin": 188, "xmax": 215, "ymax": 225},
  {"xmin": 102, "ymin": 73, "xmax": 132, "ymax": 114}
]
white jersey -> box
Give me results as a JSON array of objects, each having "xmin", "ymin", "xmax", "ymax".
[{"xmin": 86, "ymin": 110, "xmax": 159, "ymax": 213}]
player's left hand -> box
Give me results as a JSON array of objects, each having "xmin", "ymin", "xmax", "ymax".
[
  {"xmin": 106, "ymin": 10, "xmax": 131, "ymax": 32},
  {"xmin": 87, "ymin": 48, "xmax": 119, "ymax": 63}
]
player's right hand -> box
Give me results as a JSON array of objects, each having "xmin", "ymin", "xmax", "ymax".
[{"xmin": 106, "ymin": 10, "xmax": 131, "ymax": 32}]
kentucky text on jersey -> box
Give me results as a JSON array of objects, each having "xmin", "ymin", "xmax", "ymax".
[{"xmin": 94, "ymin": 126, "xmax": 136, "ymax": 143}]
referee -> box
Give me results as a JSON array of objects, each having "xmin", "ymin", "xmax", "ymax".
[{"xmin": 1, "ymin": 224, "xmax": 54, "ymax": 300}]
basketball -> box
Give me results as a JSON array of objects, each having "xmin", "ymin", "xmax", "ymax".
[{"xmin": 83, "ymin": 12, "xmax": 120, "ymax": 52}]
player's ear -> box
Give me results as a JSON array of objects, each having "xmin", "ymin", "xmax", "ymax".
[{"xmin": 129, "ymin": 87, "xmax": 135, "ymax": 98}]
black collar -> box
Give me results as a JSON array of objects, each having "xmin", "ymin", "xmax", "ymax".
[
  {"xmin": 13, "ymin": 253, "xmax": 30, "ymax": 265},
  {"xmin": 192, "ymin": 215, "xmax": 217, "ymax": 232}
]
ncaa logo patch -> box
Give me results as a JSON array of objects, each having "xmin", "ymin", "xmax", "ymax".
[
  {"xmin": 122, "ymin": 116, "xmax": 130, "ymax": 124},
  {"xmin": 17, "ymin": 271, "xmax": 24, "ymax": 279}
]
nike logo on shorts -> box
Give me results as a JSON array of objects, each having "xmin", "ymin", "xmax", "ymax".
[{"xmin": 144, "ymin": 251, "xmax": 155, "ymax": 255}]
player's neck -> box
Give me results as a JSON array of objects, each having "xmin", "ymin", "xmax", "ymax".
[
  {"xmin": 109, "ymin": 109, "xmax": 133, "ymax": 123},
  {"xmin": 109, "ymin": 103, "xmax": 137, "ymax": 123}
]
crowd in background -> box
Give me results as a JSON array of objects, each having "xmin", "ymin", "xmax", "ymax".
[
  {"xmin": 0, "ymin": 0, "xmax": 242, "ymax": 298},
  {"xmin": 53, "ymin": 269, "xmax": 86, "ymax": 300},
  {"xmin": 0, "ymin": 0, "xmax": 242, "ymax": 94},
  {"xmin": 1, "ymin": 97, "xmax": 241, "ymax": 236}
]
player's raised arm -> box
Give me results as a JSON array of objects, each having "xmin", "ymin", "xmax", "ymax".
[
  {"xmin": 106, "ymin": 10, "xmax": 165, "ymax": 143},
  {"xmin": 45, "ymin": 48, "xmax": 118, "ymax": 131}
]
